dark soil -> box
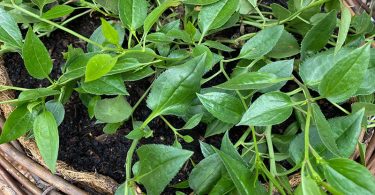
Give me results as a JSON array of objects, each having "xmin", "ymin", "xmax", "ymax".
[{"xmin": 2, "ymin": 3, "xmax": 351, "ymax": 195}]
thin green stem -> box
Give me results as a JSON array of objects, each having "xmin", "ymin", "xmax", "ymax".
[
  {"xmin": 331, "ymin": 102, "xmax": 350, "ymax": 115},
  {"xmin": 124, "ymin": 139, "xmax": 139, "ymax": 195},
  {"xmin": 234, "ymin": 128, "xmax": 251, "ymax": 147},
  {"xmin": 265, "ymin": 126, "xmax": 276, "ymax": 195},
  {"xmin": 304, "ymin": 104, "xmax": 312, "ymax": 161}
]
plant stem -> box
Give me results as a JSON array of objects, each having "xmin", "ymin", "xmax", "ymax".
[
  {"xmin": 304, "ymin": 103, "xmax": 312, "ymax": 161},
  {"xmin": 331, "ymin": 102, "xmax": 350, "ymax": 115},
  {"xmin": 10, "ymin": 2, "xmax": 104, "ymax": 49},
  {"xmin": 265, "ymin": 126, "xmax": 276, "ymax": 195},
  {"xmin": 124, "ymin": 139, "xmax": 139, "ymax": 195}
]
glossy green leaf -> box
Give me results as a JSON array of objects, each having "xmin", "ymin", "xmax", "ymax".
[
  {"xmin": 267, "ymin": 30, "xmax": 300, "ymax": 58},
  {"xmin": 189, "ymin": 153, "xmax": 223, "ymax": 194},
  {"xmin": 200, "ymin": 141, "xmax": 216, "ymax": 157},
  {"xmin": 85, "ymin": 54, "xmax": 118, "ymax": 82},
  {"xmin": 301, "ymin": 174, "xmax": 324, "ymax": 195},
  {"xmin": 216, "ymin": 72, "xmax": 287, "ymax": 90},
  {"xmin": 147, "ymin": 54, "xmax": 206, "ymax": 116},
  {"xmin": 239, "ymin": 92, "xmax": 293, "ymax": 126},
  {"xmin": 143, "ymin": 0, "xmax": 181, "ymax": 36},
  {"xmin": 100, "ymin": 19, "xmax": 120, "ymax": 45},
  {"xmin": 33, "ymin": 111, "xmax": 59, "ymax": 173},
  {"xmin": 198, "ymin": 92, "xmax": 245, "ymax": 124},
  {"xmin": 324, "ymin": 158, "xmax": 375, "ymax": 194},
  {"xmin": 319, "ymin": 44, "xmax": 370, "ymax": 103},
  {"xmin": 311, "ymin": 103, "xmax": 340, "ymax": 156},
  {"xmin": 0, "ymin": 105, "xmax": 33, "ymax": 144},
  {"xmin": 198, "ymin": 0, "xmax": 239, "ymax": 36},
  {"xmin": 22, "ymin": 29, "xmax": 53, "ymax": 79},
  {"xmin": 0, "ymin": 8, "xmax": 23, "ymax": 49},
  {"xmin": 258, "ymin": 59, "xmax": 294, "ymax": 92},
  {"xmin": 42, "ymin": 5, "xmax": 74, "ymax": 19},
  {"xmin": 45, "ymin": 100, "xmax": 65, "ymax": 126},
  {"xmin": 18, "ymin": 88, "xmax": 60, "ymax": 102},
  {"xmin": 334, "ymin": 6, "xmax": 351, "ymax": 54},
  {"xmin": 221, "ymin": 132, "xmax": 244, "ymax": 163},
  {"xmin": 118, "ymin": 0, "xmax": 148, "ymax": 31},
  {"xmin": 182, "ymin": 113, "xmax": 203, "ymax": 129},
  {"xmin": 136, "ymin": 144, "xmax": 193, "ymax": 195},
  {"xmin": 205, "ymin": 119, "xmax": 233, "ymax": 137},
  {"xmin": 94, "ymin": 96, "xmax": 132, "ymax": 123},
  {"xmin": 87, "ymin": 24, "xmax": 125, "ymax": 52},
  {"xmin": 81, "ymin": 75, "xmax": 128, "ymax": 95},
  {"xmin": 239, "ymin": 25, "xmax": 284, "ymax": 59},
  {"xmin": 301, "ymin": 11, "xmax": 337, "ymax": 58},
  {"xmin": 216, "ymin": 150, "xmax": 255, "ymax": 195}
]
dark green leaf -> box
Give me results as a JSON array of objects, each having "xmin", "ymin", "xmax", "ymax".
[
  {"xmin": 22, "ymin": 29, "xmax": 53, "ymax": 79},
  {"xmin": 118, "ymin": 0, "xmax": 148, "ymax": 31},
  {"xmin": 267, "ymin": 30, "xmax": 300, "ymax": 58},
  {"xmin": 200, "ymin": 141, "xmax": 216, "ymax": 157},
  {"xmin": 136, "ymin": 144, "xmax": 193, "ymax": 195},
  {"xmin": 94, "ymin": 96, "xmax": 132, "ymax": 123},
  {"xmin": 258, "ymin": 59, "xmax": 294, "ymax": 92},
  {"xmin": 0, "ymin": 7, "xmax": 23, "ymax": 49},
  {"xmin": 197, "ymin": 92, "xmax": 245, "ymax": 124},
  {"xmin": 334, "ymin": 6, "xmax": 351, "ymax": 54},
  {"xmin": 45, "ymin": 100, "xmax": 65, "ymax": 126},
  {"xmin": 205, "ymin": 119, "xmax": 233, "ymax": 137},
  {"xmin": 203, "ymin": 41, "xmax": 234, "ymax": 52},
  {"xmin": 42, "ymin": 5, "xmax": 74, "ymax": 19},
  {"xmin": 239, "ymin": 25, "xmax": 284, "ymax": 59},
  {"xmin": 319, "ymin": 44, "xmax": 370, "ymax": 102},
  {"xmin": 31, "ymin": 0, "xmax": 55, "ymax": 10},
  {"xmin": 301, "ymin": 174, "xmax": 324, "ymax": 195},
  {"xmin": 81, "ymin": 75, "xmax": 128, "ymax": 95},
  {"xmin": 216, "ymin": 72, "xmax": 284, "ymax": 90},
  {"xmin": 182, "ymin": 113, "xmax": 203, "ymax": 129},
  {"xmin": 96, "ymin": 0, "xmax": 119, "ymax": 14},
  {"xmin": 0, "ymin": 105, "xmax": 33, "ymax": 144},
  {"xmin": 19, "ymin": 88, "xmax": 60, "ymax": 102},
  {"xmin": 239, "ymin": 92, "xmax": 293, "ymax": 126},
  {"xmin": 33, "ymin": 111, "xmax": 59, "ymax": 173}
]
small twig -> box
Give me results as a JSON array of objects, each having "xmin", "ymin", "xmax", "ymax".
[
  {"xmin": 0, "ymin": 165, "xmax": 27, "ymax": 195},
  {"xmin": 41, "ymin": 185, "xmax": 55, "ymax": 195},
  {"xmin": 366, "ymin": 135, "xmax": 375, "ymax": 163},
  {"xmin": 0, "ymin": 143, "xmax": 88, "ymax": 195},
  {"xmin": 0, "ymin": 155, "xmax": 42, "ymax": 195}
]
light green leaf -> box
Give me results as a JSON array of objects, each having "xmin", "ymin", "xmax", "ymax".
[
  {"xmin": 18, "ymin": 88, "xmax": 60, "ymax": 102},
  {"xmin": 301, "ymin": 174, "xmax": 324, "ymax": 195},
  {"xmin": 239, "ymin": 92, "xmax": 293, "ymax": 126},
  {"xmin": 216, "ymin": 72, "xmax": 286, "ymax": 90},
  {"xmin": 0, "ymin": 105, "xmax": 33, "ymax": 144},
  {"xmin": 147, "ymin": 54, "xmax": 207, "ymax": 116},
  {"xmin": 301, "ymin": 10, "xmax": 337, "ymax": 58},
  {"xmin": 87, "ymin": 24, "xmax": 125, "ymax": 52},
  {"xmin": 267, "ymin": 30, "xmax": 300, "ymax": 58},
  {"xmin": 189, "ymin": 154, "xmax": 223, "ymax": 194},
  {"xmin": 197, "ymin": 92, "xmax": 245, "ymax": 124},
  {"xmin": 33, "ymin": 111, "xmax": 59, "ymax": 173},
  {"xmin": 118, "ymin": 0, "xmax": 148, "ymax": 31},
  {"xmin": 85, "ymin": 54, "xmax": 118, "ymax": 82},
  {"xmin": 94, "ymin": 96, "xmax": 132, "ymax": 123},
  {"xmin": 45, "ymin": 100, "xmax": 65, "ymax": 126},
  {"xmin": 100, "ymin": 19, "xmax": 120, "ymax": 45},
  {"xmin": 42, "ymin": 5, "xmax": 74, "ymax": 19},
  {"xmin": 198, "ymin": 0, "xmax": 239, "ymax": 37},
  {"xmin": 319, "ymin": 44, "xmax": 370, "ymax": 103},
  {"xmin": 136, "ymin": 144, "xmax": 193, "ymax": 195},
  {"xmin": 182, "ymin": 113, "xmax": 203, "ymax": 129},
  {"xmin": 324, "ymin": 158, "xmax": 375, "ymax": 195},
  {"xmin": 22, "ymin": 29, "xmax": 53, "ymax": 79},
  {"xmin": 311, "ymin": 103, "xmax": 340, "ymax": 156},
  {"xmin": 81, "ymin": 75, "xmax": 128, "ymax": 95},
  {"xmin": 334, "ymin": 6, "xmax": 351, "ymax": 54},
  {"xmin": 239, "ymin": 25, "xmax": 284, "ymax": 59},
  {"xmin": 0, "ymin": 8, "xmax": 23, "ymax": 49}
]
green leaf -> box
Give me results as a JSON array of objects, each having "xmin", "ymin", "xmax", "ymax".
[
  {"xmin": 221, "ymin": 132, "xmax": 244, "ymax": 163},
  {"xmin": 94, "ymin": 96, "xmax": 132, "ymax": 123},
  {"xmin": 103, "ymin": 122, "xmax": 122, "ymax": 134},
  {"xmin": 143, "ymin": 0, "xmax": 181, "ymax": 36},
  {"xmin": 81, "ymin": 75, "xmax": 128, "ymax": 95},
  {"xmin": 319, "ymin": 44, "xmax": 370, "ymax": 103},
  {"xmin": 0, "ymin": 105, "xmax": 33, "ymax": 144},
  {"xmin": 258, "ymin": 59, "xmax": 294, "ymax": 93},
  {"xmin": 0, "ymin": 7, "xmax": 23, "ymax": 49},
  {"xmin": 147, "ymin": 54, "xmax": 207, "ymax": 116},
  {"xmin": 216, "ymin": 72, "xmax": 285, "ymax": 90},
  {"xmin": 271, "ymin": 3, "xmax": 291, "ymax": 20},
  {"xmin": 267, "ymin": 30, "xmax": 300, "ymax": 58},
  {"xmin": 301, "ymin": 10, "xmax": 337, "ymax": 58},
  {"xmin": 216, "ymin": 150, "xmax": 255, "ymax": 195},
  {"xmin": 18, "ymin": 88, "xmax": 60, "ymax": 102},
  {"xmin": 203, "ymin": 40, "xmax": 234, "ymax": 52},
  {"xmin": 45, "ymin": 100, "xmax": 65, "ymax": 126},
  {"xmin": 22, "ymin": 29, "xmax": 53, "ymax": 79},
  {"xmin": 100, "ymin": 19, "xmax": 120, "ymax": 45},
  {"xmin": 352, "ymin": 102, "xmax": 375, "ymax": 116},
  {"xmin": 197, "ymin": 92, "xmax": 245, "ymax": 124},
  {"xmin": 96, "ymin": 0, "xmax": 119, "ymax": 14},
  {"xmin": 189, "ymin": 153, "xmax": 223, "ymax": 194},
  {"xmin": 205, "ymin": 119, "xmax": 233, "ymax": 137},
  {"xmin": 85, "ymin": 54, "xmax": 118, "ymax": 82},
  {"xmin": 198, "ymin": 0, "xmax": 239, "ymax": 36},
  {"xmin": 334, "ymin": 6, "xmax": 351, "ymax": 54},
  {"xmin": 183, "ymin": 0, "xmax": 220, "ymax": 5},
  {"xmin": 356, "ymin": 67, "xmax": 375, "ymax": 95},
  {"xmin": 311, "ymin": 103, "xmax": 340, "ymax": 156},
  {"xmin": 324, "ymin": 158, "xmax": 375, "ymax": 194},
  {"xmin": 118, "ymin": 0, "xmax": 148, "ymax": 31},
  {"xmin": 239, "ymin": 25, "xmax": 284, "ymax": 59},
  {"xmin": 136, "ymin": 144, "xmax": 193, "ymax": 195},
  {"xmin": 238, "ymin": 92, "xmax": 293, "ymax": 126},
  {"xmin": 87, "ymin": 24, "xmax": 125, "ymax": 52},
  {"xmin": 182, "ymin": 113, "xmax": 203, "ymax": 129},
  {"xmin": 42, "ymin": 5, "xmax": 74, "ymax": 20},
  {"xmin": 200, "ymin": 141, "xmax": 216, "ymax": 157},
  {"xmin": 209, "ymin": 172, "xmax": 235, "ymax": 195},
  {"xmin": 301, "ymin": 174, "xmax": 324, "ymax": 195},
  {"xmin": 31, "ymin": 0, "xmax": 55, "ymax": 10},
  {"xmin": 352, "ymin": 12, "xmax": 374, "ymax": 34},
  {"xmin": 33, "ymin": 111, "xmax": 59, "ymax": 173}
]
